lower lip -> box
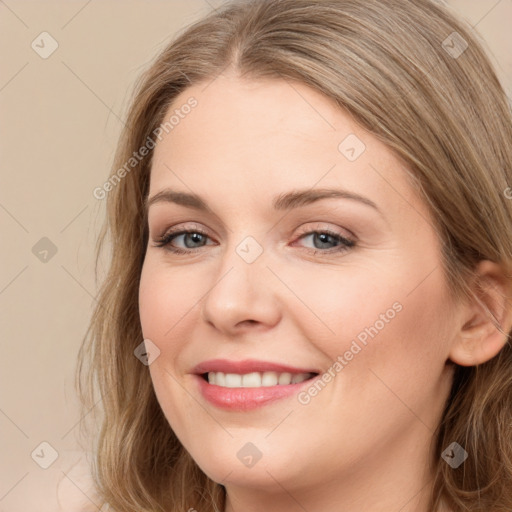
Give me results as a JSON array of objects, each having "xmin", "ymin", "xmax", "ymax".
[{"xmin": 195, "ymin": 374, "xmax": 316, "ymax": 411}]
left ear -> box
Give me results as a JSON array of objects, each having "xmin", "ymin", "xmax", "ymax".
[{"xmin": 449, "ymin": 260, "xmax": 512, "ymax": 366}]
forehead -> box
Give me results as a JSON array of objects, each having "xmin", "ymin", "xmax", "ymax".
[{"xmin": 148, "ymin": 74, "xmax": 424, "ymax": 220}]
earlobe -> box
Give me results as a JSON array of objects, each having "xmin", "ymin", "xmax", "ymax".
[{"xmin": 449, "ymin": 260, "xmax": 512, "ymax": 367}]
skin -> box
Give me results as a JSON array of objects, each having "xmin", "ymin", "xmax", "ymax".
[{"xmin": 138, "ymin": 70, "xmax": 510, "ymax": 512}]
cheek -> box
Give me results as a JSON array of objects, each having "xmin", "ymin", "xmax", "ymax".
[
  {"xmin": 139, "ymin": 263, "xmax": 198, "ymax": 434},
  {"xmin": 139, "ymin": 262, "xmax": 199, "ymax": 340},
  {"xmin": 335, "ymin": 268, "xmax": 454, "ymax": 415},
  {"xmin": 300, "ymin": 262, "xmax": 452, "ymax": 400},
  {"xmin": 276, "ymin": 262, "xmax": 404, "ymax": 358}
]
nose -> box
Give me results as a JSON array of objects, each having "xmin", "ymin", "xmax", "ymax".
[{"xmin": 200, "ymin": 239, "xmax": 282, "ymax": 336}]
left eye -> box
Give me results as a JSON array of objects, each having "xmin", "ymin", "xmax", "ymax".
[{"xmin": 296, "ymin": 231, "xmax": 355, "ymax": 252}]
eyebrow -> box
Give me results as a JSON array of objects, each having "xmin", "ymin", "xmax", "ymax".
[{"xmin": 145, "ymin": 187, "xmax": 381, "ymax": 214}]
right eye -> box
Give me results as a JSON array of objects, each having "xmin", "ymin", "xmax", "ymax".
[{"xmin": 153, "ymin": 229, "xmax": 215, "ymax": 254}]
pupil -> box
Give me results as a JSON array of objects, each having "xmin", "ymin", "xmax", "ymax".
[
  {"xmin": 316, "ymin": 233, "xmax": 333, "ymax": 248},
  {"xmin": 187, "ymin": 233, "xmax": 203, "ymax": 247}
]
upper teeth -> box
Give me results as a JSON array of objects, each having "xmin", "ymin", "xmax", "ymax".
[{"xmin": 207, "ymin": 371, "xmax": 313, "ymax": 387}]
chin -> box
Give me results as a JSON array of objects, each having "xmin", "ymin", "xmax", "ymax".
[{"xmin": 187, "ymin": 437, "xmax": 307, "ymax": 491}]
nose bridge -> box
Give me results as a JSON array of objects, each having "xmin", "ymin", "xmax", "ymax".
[{"xmin": 200, "ymin": 232, "xmax": 280, "ymax": 332}]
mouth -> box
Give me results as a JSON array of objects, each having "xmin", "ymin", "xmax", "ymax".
[
  {"xmin": 192, "ymin": 359, "xmax": 321, "ymax": 410},
  {"xmin": 200, "ymin": 371, "xmax": 318, "ymax": 388},
  {"xmin": 196, "ymin": 373, "xmax": 319, "ymax": 411}
]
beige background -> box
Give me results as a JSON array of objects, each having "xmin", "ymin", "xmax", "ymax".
[{"xmin": 1, "ymin": 1, "xmax": 511, "ymax": 510}]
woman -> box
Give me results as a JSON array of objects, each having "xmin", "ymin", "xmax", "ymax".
[{"xmin": 77, "ymin": 0, "xmax": 512, "ymax": 510}]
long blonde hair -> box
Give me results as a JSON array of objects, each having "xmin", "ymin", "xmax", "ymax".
[{"xmin": 77, "ymin": 1, "xmax": 512, "ymax": 510}]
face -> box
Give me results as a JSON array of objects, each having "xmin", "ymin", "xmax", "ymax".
[{"xmin": 139, "ymin": 72, "xmax": 459, "ymax": 497}]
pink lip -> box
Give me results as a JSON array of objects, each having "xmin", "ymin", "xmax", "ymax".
[
  {"xmin": 191, "ymin": 359, "xmax": 319, "ymax": 411},
  {"xmin": 192, "ymin": 358, "xmax": 318, "ymax": 375},
  {"xmin": 194, "ymin": 375, "xmax": 317, "ymax": 411}
]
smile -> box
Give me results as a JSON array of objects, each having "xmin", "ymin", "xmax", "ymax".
[
  {"xmin": 192, "ymin": 360, "xmax": 320, "ymax": 411},
  {"xmin": 204, "ymin": 371, "xmax": 316, "ymax": 387}
]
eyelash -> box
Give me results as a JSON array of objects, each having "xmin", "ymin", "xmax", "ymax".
[{"xmin": 153, "ymin": 227, "xmax": 355, "ymax": 256}]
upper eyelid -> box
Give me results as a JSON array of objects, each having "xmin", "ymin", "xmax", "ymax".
[{"xmin": 153, "ymin": 221, "xmax": 355, "ymax": 239}]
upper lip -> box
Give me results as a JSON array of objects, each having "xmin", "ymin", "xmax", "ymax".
[{"xmin": 192, "ymin": 359, "xmax": 319, "ymax": 375}]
